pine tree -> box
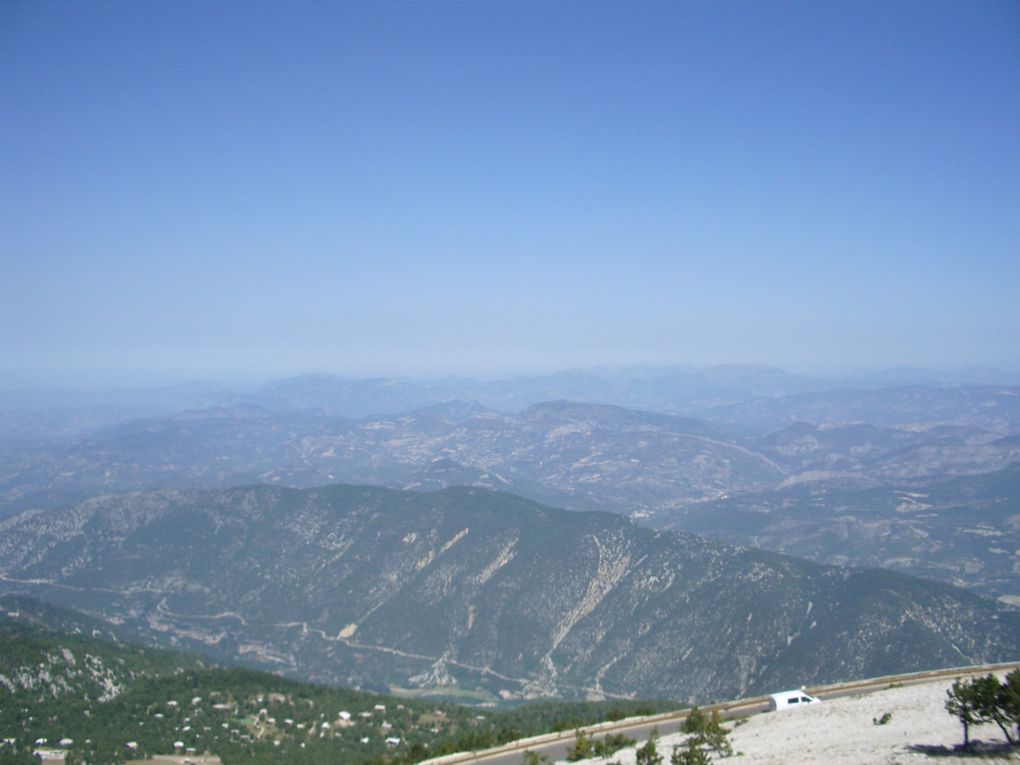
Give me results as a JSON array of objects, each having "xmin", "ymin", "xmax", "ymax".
[
  {"xmin": 635, "ymin": 727, "xmax": 663, "ymax": 765},
  {"xmin": 946, "ymin": 677, "xmax": 985, "ymax": 748},
  {"xmin": 1000, "ymin": 669, "xmax": 1020, "ymax": 745},
  {"xmin": 566, "ymin": 729, "xmax": 594, "ymax": 761},
  {"xmin": 671, "ymin": 739, "xmax": 710, "ymax": 765}
]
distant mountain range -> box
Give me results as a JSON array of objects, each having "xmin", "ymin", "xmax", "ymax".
[
  {"xmin": 658, "ymin": 464, "xmax": 1020, "ymax": 601},
  {"xmin": 4, "ymin": 366, "xmax": 1020, "ymax": 445},
  {"xmin": 704, "ymin": 385, "xmax": 1020, "ymax": 433},
  {"xmin": 2, "ymin": 365, "xmax": 1019, "ymax": 705},
  {"xmin": 5, "ymin": 390, "xmax": 1020, "ymax": 515},
  {"xmin": 1, "ymin": 484, "xmax": 1017, "ymax": 704},
  {"xmin": 0, "ymin": 399, "xmax": 794, "ymax": 518},
  {"xmin": 2, "ymin": 386, "xmax": 1020, "ymax": 597}
]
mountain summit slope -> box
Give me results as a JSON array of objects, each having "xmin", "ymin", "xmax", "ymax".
[{"xmin": 1, "ymin": 485, "xmax": 1017, "ymax": 703}]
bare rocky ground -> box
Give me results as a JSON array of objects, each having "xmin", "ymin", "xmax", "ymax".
[{"xmin": 567, "ymin": 677, "xmax": 1020, "ymax": 765}]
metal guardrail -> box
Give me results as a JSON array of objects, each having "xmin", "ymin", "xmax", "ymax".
[{"xmin": 419, "ymin": 660, "xmax": 1020, "ymax": 765}]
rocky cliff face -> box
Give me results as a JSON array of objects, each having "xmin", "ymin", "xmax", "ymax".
[{"xmin": 1, "ymin": 485, "xmax": 1017, "ymax": 703}]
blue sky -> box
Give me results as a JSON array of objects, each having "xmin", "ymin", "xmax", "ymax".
[{"xmin": 2, "ymin": 0, "xmax": 1018, "ymax": 386}]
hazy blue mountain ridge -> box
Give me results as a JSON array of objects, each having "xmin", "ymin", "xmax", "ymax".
[
  {"xmin": 2, "ymin": 376, "xmax": 1018, "ymax": 605},
  {"xmin": 656, "ymin": 463, "xmax": 1020, "ymax": 601},
  {"xmin": 2, "ymin": 394, "xmax": 1018, "ymax": 523},
  {"xmin": 0, "ymin": 400, "xmax": 784, "ymax": 520},
  {"xmin": 705, "ymin": 385, "xmax": 1020, "ymax": 434},
  {"xmin": 6, "ymin": 366, "xmax": 1019, "ymax": 425}
]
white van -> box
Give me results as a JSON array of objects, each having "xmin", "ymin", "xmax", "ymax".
[{"xmin": 768, "ymin": 690, "xmax": 821, "ymax": 711}]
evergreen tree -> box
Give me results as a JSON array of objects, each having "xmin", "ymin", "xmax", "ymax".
[
  {"xmin": 594, "ymin": 732, "xmax": 636, "ymax": 757},
  {"xmin": 0, "ymin": 748, "xmax": 40, "ymax": 765},
  {"xmin": 971, "ymin": 673, "xmax": 1016, "ymax": 746},
  {"xmin": 946, "ymin": 677, "xmax": 983, "ymax": 748},
  {"xmin": 671, "ymin": 739, "xmax": 711, "ymax": 765},
  {"xmin": 566, "ymin": 729, "xmax": 594, "ymax": 761},
  {"xmin": 635, "ymin": 728, "xmax": 663, "ymax": 765},
  {"xmin": 681, "ymin": 706, "xmax": 708, "ymax": 735},
  {"xmin": 1000, "ymin": 669, "xmax": 1020, "ymax": 745},
  {"xmin": 680, "ymin": 705, "xmax": 731, "ymax": 755}
]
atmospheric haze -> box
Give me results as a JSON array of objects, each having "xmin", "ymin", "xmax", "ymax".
[{"xmin": 2, "ymin": 1, "xmax": 1019, "ymax": 387}]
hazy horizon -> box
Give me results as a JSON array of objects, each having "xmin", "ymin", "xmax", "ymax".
[
  {"xmin": 3, "ymin": 2, "xmax": 1018, "ymax": 388},
  {"xmin": 3, "ymin": 360, "xmax": 1020, "ymax": 396}
]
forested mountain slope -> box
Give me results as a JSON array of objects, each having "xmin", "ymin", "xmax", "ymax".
[
  {"xmin": 1, "ymin": 485, "xmax": 1017, "ymax": 704},
  {"xmin": 1, "ymin": 595, "xmax": 673, "ymax": 764}
]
